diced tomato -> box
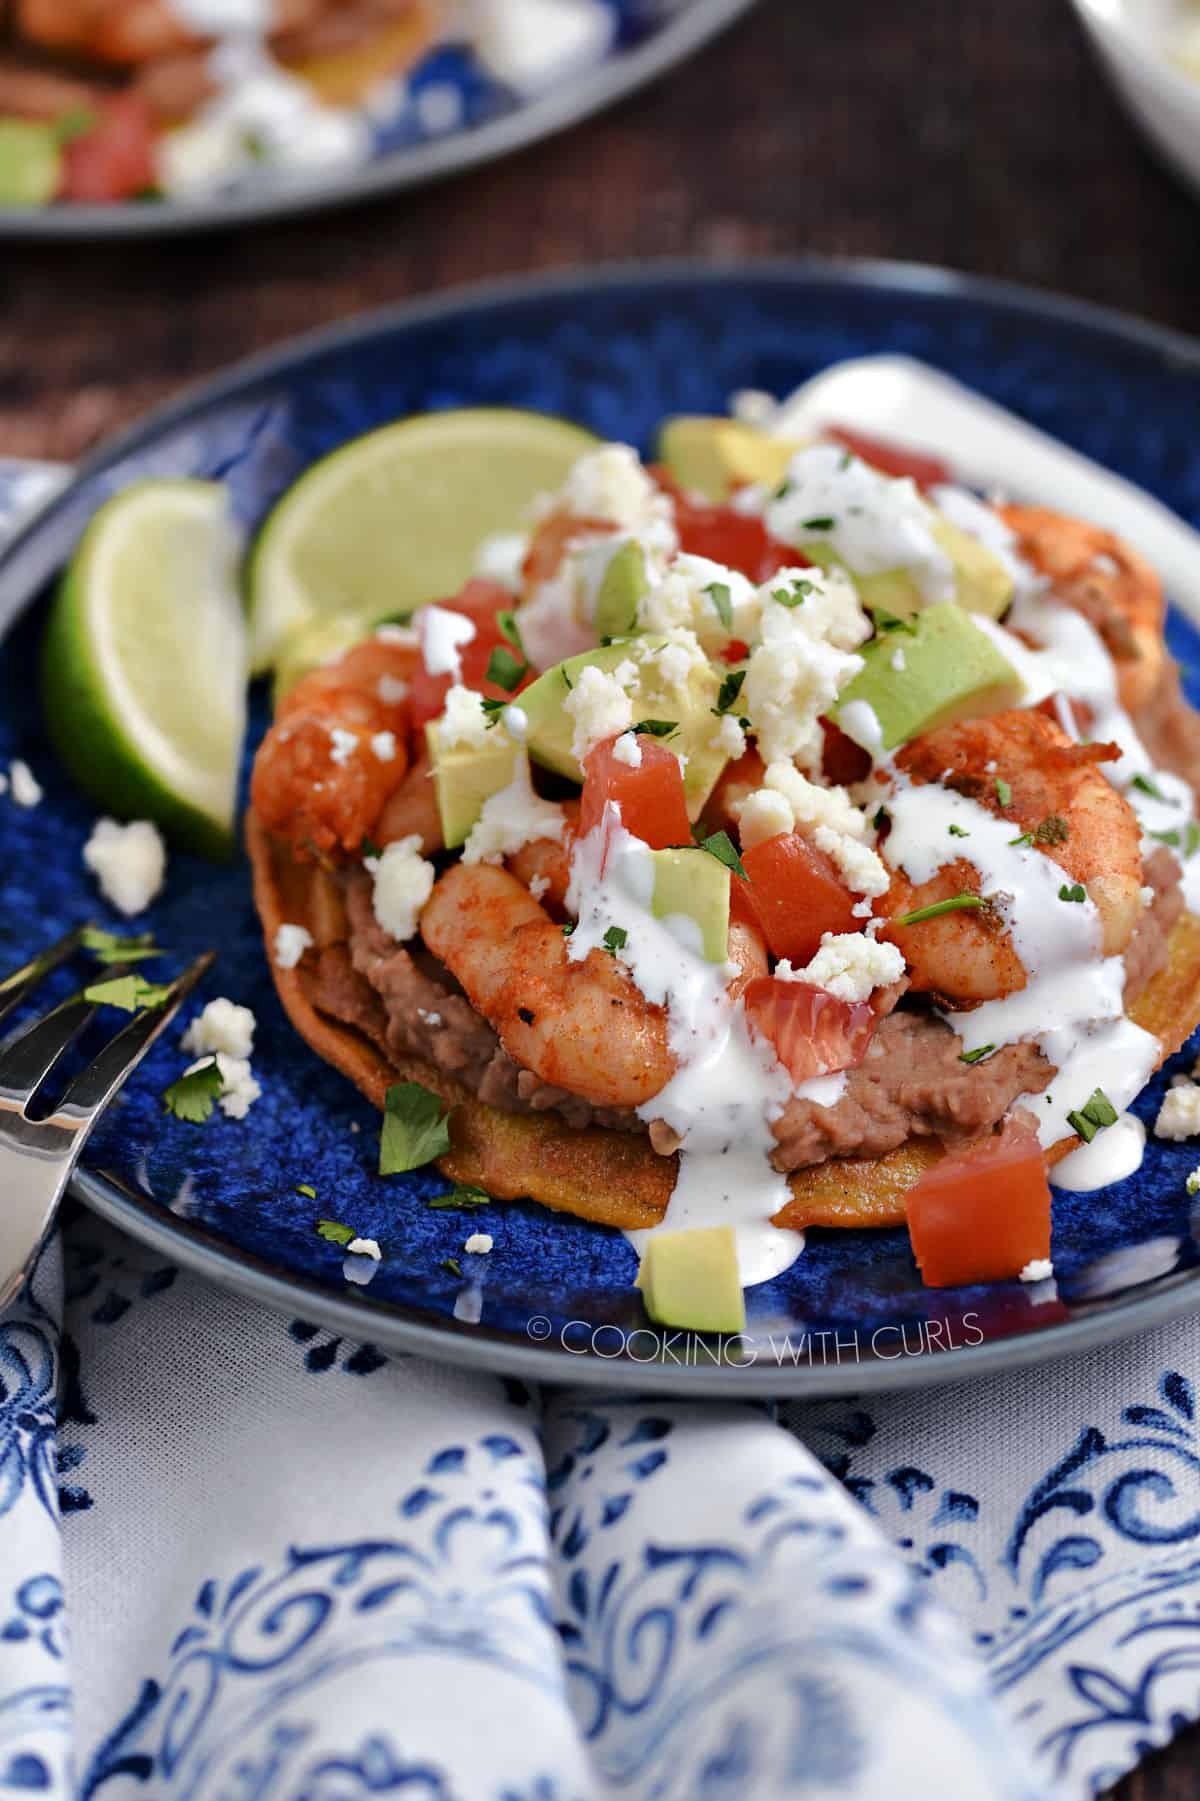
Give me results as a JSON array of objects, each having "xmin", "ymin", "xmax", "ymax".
[
  {"xmin": 59, "ymin": 96, "xmax": 158, "ymax": 204},
  {"xmin": 522, "ymin": 512, "xmax": 611, "ymax": 588},
  {"xmin": 651, "ymin": 468, "xmax": 799, "ymax": 583},
  {"xmin": 720, "ymin": 639, "xmax": 750, "ymax": 664},
  {"xmin": 740, "ymin": 831, "xmax": 859, "ymax": 964},
  {"xmin": 409, "ymin": 579, "xmax": 532, "ymax": 731},
  {"xmin": 823, "ymin": 426, "xmax": 951, "ymax": 490},
  {"xmin": 743, "ymin": 976, "xmax": 877, "ymax": 1084},
  {"xmin": 820, "ymin": 717, "xmax": 871, "ymax": 788},
  {"xmin": 580, "ymin": 733, "xmax": 691, "ymax": 852},
  {"xmin": 906, "ymin": 1113, "xmax": 1051, "ymax": 1288},
  {"xmin": 1033, "ymin": 692, "xmax": 1096, "ymax": 739}
]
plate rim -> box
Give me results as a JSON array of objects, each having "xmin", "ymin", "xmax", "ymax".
[
  {"xmin": 0, "ymin": 0, "xmax": 758, "ymax": 241},
  {"xmin": 7, "ymin": 252, "xmax": 1200, "ymax": 1394}
]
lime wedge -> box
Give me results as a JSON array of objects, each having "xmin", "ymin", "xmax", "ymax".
[
  {"xmin": 41, "ymin": 480, "xmax": 247, "ymax": 861},
  {"xmin": 247, "ymin": 407, "xmax": 598, "ymax": 674}
]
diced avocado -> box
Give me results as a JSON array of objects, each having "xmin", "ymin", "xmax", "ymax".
[
  {"xmin": 520, "ymin": 637, "xmax": 726, "ymax": 819},
  {"xmin": 272, "ymin": 611, "xmax": 374, "ymax": 713},
  {"xmin": 593, "ymin": 541, "xmax": 648, "ymax": 640},
  {"xmin": 657, "ymin": 416, "xmax": 803, "ymax": 502},
  {"xmin": 649, "ymin": 847, "xmax": 730, "ymax": 962},
  {"xmin": 426, "ymin": 719, "xmax": 519, "ymax": 849},
  {"xmin": 636, "ymin": 1225, "xmax": 746, "ymax": 1334},
  {"xmin": 834, "ymin": 604, "xmax": 1025, "ymax": 753},
  {"xmin": 802, "ymin": 513, "xmax": 1014, "ymax": 623}
]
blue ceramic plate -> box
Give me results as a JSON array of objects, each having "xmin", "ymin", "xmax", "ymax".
[
  {"xmin": 0, "ymin": 0, "xmax": 755, "ymax": 240},
  {"xmin": 4, "ymin": 261, "xmax": 1200, "ymax": 1395}
]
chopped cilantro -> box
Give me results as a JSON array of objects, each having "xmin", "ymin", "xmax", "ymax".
[
  {"xmin": 1188, "ymin": 823, "xmax": 1200, "ymax": 859},
  {"xmin": 872, "ymin": 805, "xmax": 889, "ymax": 831},
  {"xmin": 427, "ymin": 1184, "xmax": 491, "ymax": 1211},
  {"xmin": 713, "ymin": 668, "xmax": 746, "ymax": 716},
  {"xmin": 771, "ymin": 579, "xmax": 817, "ymax": 609},
  {"xmin": 958, "ymin": 1045, "xmax": 995, "ymax": 1064},
  {"xmin": 294, "ymin": 1183, "xmax": 317, "ymax": 1200},
  {"xmin": 442, "ymin": 1257, "xmax": 463, "ymax": 1278},
  {"xmin": 774, "ymin": 480, "xmax": 791, "ymax": 500},
  {"xmin": 485, "ymin": 645, "xmax": 527, "ymax": 693},
  {"xmin": 802, "ymin": 515, "xmax": 835, "ymax": 532},
  {"xmin": 603, "ymin": 925, "xmax": 628, "ymax": 954},
  {"xmin": 1132, "ymin": 773, "xmax": 1165, "ymax": 801},
  {"xmin": 1058, "ymin": 883, "xmax": 1086, "ymax": 903},
  {"xmin": 561, "ymin": 920, "xmax": 576, "ymax": 937},
  {"xmin": 84, "ymin": 974, "xmax": 171, "ymax": 1013},
  {"xmin": 496, "ymin": 609, "xmax": 525, "ymax": 656},
  {"xmin": 704, "ymin": 581, "xmax": 733, "ymax": 632},
  {"xmin": 360, "ymin": 834, "xmax": 383, "ymax": 859},
  {"xmin": 162, "ymin": 1057, "xmax": 224, "ymax": 1124},
  {"xmin": 1035, "ymin": 815, "xmax": 1069, "ymax": 845},
  {"xmin": 52, "ymin": 108, "xmax": 96, "ymax": 146},
  {"xmin": 893, "ymin": 895, "xmax": 986, "ymax": 927},
  {"xmin": 480, "ymin": 696, "xmax": 508, "ymax": 727},
  {"xmin": 379, "ymin": 1080, "xmax": 453, "ymax": 1176},
  {"xmin": 868, "ymin": 605, "xmax": 916, "ymax": 636},
  {"xmin": 699, "ymin": 829, "xmax": 748, "ymax": 880},
  {"xmin": 316, "ymin": 1219, "xmax": 356, "ymax": 1247},
  {"xmin": 1066, "ymin": 1087, "xmax": 1119, "ymax": 1143},
  {"xmin": 561, "ymin": 666, "xmax": 573, "ymax": 691},
  {"xmin": 630, "ymin": 719, "xmax": 678, "ymax": 739},
  {"xmin": 995, "ymin": 777, "xmax": 1012, "ymax": 807},
  {"xmin": 839, "ymin": 448, "xmax": 853, "ymax": 470},
  {"xmin": 1150, "ymin": 828, "xmax": 1182, "ymax": 849},
  {"xmin": 1008, "ymin": 832, "xmax": 1034, "ymax": 848},
  {"xmin": 80, "ymin": 927, "xmax": 161, "ymax": 967},
  {"xmin": 948, "ymin": 824, "xmax": 970, "ymax": 838}
]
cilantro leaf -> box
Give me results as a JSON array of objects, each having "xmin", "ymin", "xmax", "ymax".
[
  {"xmin": 80, "ymin": 926, "xmax": 161, "ymax": 967},
  {"xmin": 603, "ymin": 925, "xmax": 628, "ymax": 954},
  {"xmin": 802, "ymin": 516, "xmax": 835, "ymax": 532},
  {"xmin": 995, "ymin": 777, "xmax": 1012, "ymax": 807},
  {"xmin": 442, "ymin": 1256, "xmax": 463, "ymax": 1278},
  {"xmin": 1058, "ymin": 882, "xmax": 1086, "ymax": 903},
  {"xmin": 1066, "ymin": 1087, "xmax": 1118, "ymax": 1143},
  {"xmin": 496, "ymin": 609, "xmax": 525, "ymax": 657},
  {"xmin": 1132, "ymin": 773, "xmax": 1165, "ymax": 801},
  {"xmin": 427, "ymin": 1184, "xmax": 492, "ymax": 1211},
  {"xmin": 85, "ymin": 975, "xmax": 172, "ymax": 1012},
  {"xmin": 630, "ymin": 719, "xmax": 677, "ymax": 739},
  {"xmin": 485, "ymin": 645, "xmax": 527, "ymax": 693},
  {"xmin": 704, "ymin": 581, "xmax": 733, "ymax": 633},
  {"xmin": 380, "ymin": 1080, "xmax": 453, "ymax": 1175},
  {"xmin": 480, "ymin": 696, "xmax": 508, "ymax": 727},
  {"xmin": 699, "ymin": 829, "xmax": 748, "ymax": 881},
  {"xmin": 771, "ymin": 578, "xmax": 817, "ymax": 609},
  {"xmin": 894, "ymin": 894, "xmax": 986, "ymax": 927},
  {"xmin": 316, "ymin": 1219, "xmax": 356, "ymax": 1247},
  {"xmin": 360, "ymin": 835, "xmax": 383, "ymax": 860},
  {"xmin": 948, "ymin": 823, "xmax": 969, "ymax": 838},
  {"xmin": 958, "ymin": 1045, "xmax": 995, "ymax": 1065},
  {"xmin": 294, "ymin": 1182, "xmax": 317, "ymax": 1200},
  {"xmin": 713, "ymin": 668, "xmax": 746, "ymax": 716},
  {"xmin": 1187, "ymin": 822, "xmax": 1200, "ymax": 859},
  {"xmin": 868, "ymin": 604, "xmax": 916, "ymax": 636},
  {"xmin": 162, "ymin": 1057, "xmax": 224, "ymax": 1124}
]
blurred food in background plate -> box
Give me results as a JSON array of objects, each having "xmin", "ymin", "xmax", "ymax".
[
  {"xmin": 0, "ymin": 0, "xmax": 688, "ymax": 207},
  {"xmin": 1071, "ymin": 0, "xmax": 1200, "ymax": 199}
]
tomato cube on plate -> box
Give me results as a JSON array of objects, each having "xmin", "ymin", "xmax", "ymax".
[
  {"xmin": 580, "ymin": 733, "xmax": 691, "ymax": 851},
  {"xmin": 740, "ymin": 830, "xmax": 860, "ymax": 964},
  {"xmin": 743, "ymin": 976, "xmax": 877, "ymax": 1085},
  {"xmin": 906, "ymin": 1113, "xmax": 1051, "ymax": 1288}
]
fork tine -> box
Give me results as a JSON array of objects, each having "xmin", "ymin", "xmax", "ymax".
[
  {"xmin": 0, "ymin": 993, "xmax": 97, "ymax": 1106},
  {"xmin": 59, "ymin": 952, "xmax": 215, "ymax": 1121},
  {"xmin": 0, "ymin": 927, "xmax": 86, "ymax": 1028}
]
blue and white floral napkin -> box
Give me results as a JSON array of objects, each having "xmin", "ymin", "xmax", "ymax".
[{"xmin": 4, "ymin": 466, "xmax": 1200, "ymax": 1801}]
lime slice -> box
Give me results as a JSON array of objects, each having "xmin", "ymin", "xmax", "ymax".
[
  {"xmin": 247, "ymin": 408, "xmax": 598, "ymax": 674},
  {"xmin": 271, "ymin": 609, "xmax": 374, "ymax": 712},
  {"xmin": 41, "ymin": 480, "xmax": 247, "ymax": 861},
  {"xmin": 0, "ymin": 121, "xmax": 62, "ymax": 207}
]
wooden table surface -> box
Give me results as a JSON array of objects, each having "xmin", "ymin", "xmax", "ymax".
[{"xmin": 5, "ymin": 0, "xmax": 1200, "ymax": 1789}]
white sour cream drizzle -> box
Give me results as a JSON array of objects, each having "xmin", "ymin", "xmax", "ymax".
[
  {"xmin": 767, "ymin": 444, "xmax": 954, "ymax": 603},
  {"xmin": 417, "ymin": 605, "xmax": 476, "ymax": 680},
  {"xmin": 1052, "ymin": 1111, "xmax": 1147, "ymax": 1191},
  {"xmin": 566, "ymin": 810, "xmax": 805, "ymax": 1286}
]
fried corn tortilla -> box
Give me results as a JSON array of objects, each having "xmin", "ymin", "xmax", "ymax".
[{"xmin": 247, "ymin": 809, "xmax": 1200, "ymax": 1232}]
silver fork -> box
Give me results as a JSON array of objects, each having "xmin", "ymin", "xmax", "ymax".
[{"xmin": 0, "ymin": 928, "xmax": 214, "ymax": 1311}]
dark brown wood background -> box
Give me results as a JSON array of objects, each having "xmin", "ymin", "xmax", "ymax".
[{"xmin": 5, "ymin": 0, "xmax": 1200, "ymax": 1788}]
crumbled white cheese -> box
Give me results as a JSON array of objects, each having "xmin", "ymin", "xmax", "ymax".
[
  {"xmin": 637, "ymin": 552, "xmax": 758, "ymax": 648},
  {"xmin": 347, "ymin": 1236, "xmax": 382, "ymax": 1260},
  {"xmin": 182, "ymin": 997, "xmax": 257, "ymax": 1062},
  {"xmin": 1019, "ymin": 1258, "xmax": 1055, "ymax": 1283},
  {"xmin": 185, "ymin": 1052, "xmax": 261, "ymax": 1121},
  {"xmin": 736, "ymin": 762, "xmax": 888, "ymax": 898},
  {"xmin": 563, "ymin": 662, "xmax": 635, "ymax": 763},
  {"xmin": 436, "ymin": 685, "xmax": 491, "ymax": 751},
  {"xmin": 613, "ymin": 731, "xmax": 643, "ymax": 768},
  {"xmin": 328, "ymin": 727, "xmax": 358, "ymax": 767},
  {"xmin": 83, "ymin": 818, "xmax": 167, "ymax": 917},
  {"xmin": 741, "ymin": 569, "xmax": 867, "ymax": 769},
  {"xmin": 417, "ymin": 604, "xmax": 476, "ymax": 679},
  {"xmin": 378, "ymin": 673, "xmax": 409, "ymax": 705},
  {"xmin": 9, "ymin": 760, "xmax": 42, "ymax": 808},
  {"xmin": 464, "ymin": 1232, "xmax": 494, "ymax": 1255},
  {"xmin": 371, "ymin": 835, "xmax": 436, "ymax": 942},
  {"xmin": 474, "ymin": 529, "xmax": 530, "ymax": 589},
  {"xmin": 778, "ymin": 931, "xmax": 905, "ymax": 1003},
  {"xmin": 273, "ymin": 923, "xmax": 314, "ymax": 970},
  {"xmin": 1155, "ymin": 1083, "xmax": 1200, "ymax": 1141},
  {"xmin": 371, "ymin": 731, "xmax": 397, "ymax": 762},
  {"xmin": 558, "ymin": 444, "xmax": 675, "ymax": 539},
  {"xmin": 528, "ymin": 873, "xmax": 551, "ymax": 901},
  {"xmin": 709, "ymin": 712, "xmax": 747, "ymax": 759},
  {"xmin": 463, "ymin": 754, "xmax": 567, "ymax": 865}
]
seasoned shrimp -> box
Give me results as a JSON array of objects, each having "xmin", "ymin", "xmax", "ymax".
[
  {"xmin": 376, "ymin": 747, "xmax": 443, "ymax": 853},
  {"xmin": 14, "ymin": 0, "xmax": 325, "ymax": 64},
  {"xmin": 998, "ymin": 504, "xmax": 1166, "ymax": 712},
  {"xmin": 420, "ymin": 863, "xmax": 767, "ymax": 1109},
  {"xmin": 874, "ymin": 710, "xmax": 1144, "ymax": 1004},
  {"xmin": 251, "ymin": 638, "xmax": 415, "ymax": 860},
  {"xmin": 506, "ymin": 801, "xmax": 579, "ymax": 914}
]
